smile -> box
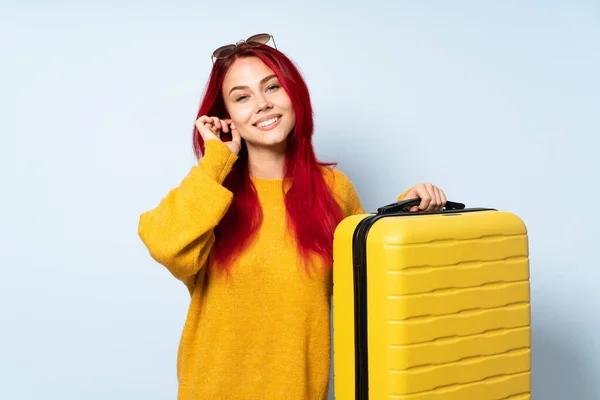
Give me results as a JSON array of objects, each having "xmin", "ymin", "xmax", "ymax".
[{"xmin": 255, "ymin": 116, "xmax": 282, "ymax": 131}]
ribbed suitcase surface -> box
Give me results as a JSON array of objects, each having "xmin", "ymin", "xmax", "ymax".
[{"xmin": 333, "ymin": 200, "xmax": 531, "ymax": 400}]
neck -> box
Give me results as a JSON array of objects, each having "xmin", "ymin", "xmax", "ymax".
[{"xmin": 246, "ymin": 142, "xmax": 287, "ymax": 180}]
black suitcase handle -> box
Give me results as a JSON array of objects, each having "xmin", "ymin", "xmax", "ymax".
[{"xmin": 377, "ymin": 198, "xmax": 466, "ymax": 215}]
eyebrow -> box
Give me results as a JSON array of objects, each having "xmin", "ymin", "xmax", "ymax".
[{"xmin": 228, "ymin": 74, "xmax": 278, "ymax": 95}]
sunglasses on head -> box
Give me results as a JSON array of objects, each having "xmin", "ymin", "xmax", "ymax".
[{"xmin": 211, "ymin": 33, "xmax": 277, "ymax": 64}]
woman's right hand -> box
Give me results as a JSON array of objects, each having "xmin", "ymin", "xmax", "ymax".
[{"xmin": 195, "ymin": 115, "xmax": 242, "ymax": 156}]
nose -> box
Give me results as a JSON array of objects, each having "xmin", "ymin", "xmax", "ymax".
[{"xmin": 254, "ymin": 93, "xmax": 273, "ymax": 113}]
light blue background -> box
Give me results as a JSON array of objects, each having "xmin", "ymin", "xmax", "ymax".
[{"xmin": 1, "ymin": 1, "xmax": 599, "ymax": 399}]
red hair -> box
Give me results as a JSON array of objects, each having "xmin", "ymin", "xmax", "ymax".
[{"xmin": 192, "ymin": 43, "xmax": 344, "ymax": 275}]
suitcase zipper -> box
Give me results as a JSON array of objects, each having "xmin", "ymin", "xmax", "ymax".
[{"xmin": 352, "ymin": 215, "xmax": 381, "ymax": 400}]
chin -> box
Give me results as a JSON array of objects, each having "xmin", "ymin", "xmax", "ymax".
[
  {"xmin": 264, "ymin": 130, "xmax": 290, "ymax": 144},
  {"xmin": 250, "ymin": 126, "xmax": 292, "ymax": 147}
]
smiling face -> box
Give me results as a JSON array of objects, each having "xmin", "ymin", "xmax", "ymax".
[{"xmin": 222, "ymin": 56, "xmax": 296, "ymax": 151}]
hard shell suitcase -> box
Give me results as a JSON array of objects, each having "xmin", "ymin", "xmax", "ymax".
[{"xmin": 332, "ymin": 199, "xmax": 531, "ymax": 400}]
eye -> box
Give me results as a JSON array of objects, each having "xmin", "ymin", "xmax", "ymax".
[
  {"xmin": 235, "ymin": 95, "xmax": 249, "ymax": 102},
  {"xmin": 266, "ymin": 84, "xmax": 280, "ymax": 92}
]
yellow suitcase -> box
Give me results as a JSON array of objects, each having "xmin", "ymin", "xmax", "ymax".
[{"xmin": 332, "ymin": 199, "xmax": 531, "ymax": 400}]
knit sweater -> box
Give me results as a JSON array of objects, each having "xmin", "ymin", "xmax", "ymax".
[{"xmin": 138, "ymin": 139, "xmax": 408, "ymax": 400}]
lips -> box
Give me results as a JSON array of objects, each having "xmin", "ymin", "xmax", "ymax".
[{"xmin": 253, "ymin": 114, "xmax": 282, "ymax": 128}]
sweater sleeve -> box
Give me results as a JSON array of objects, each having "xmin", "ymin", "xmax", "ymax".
[
  {"xmin": 345, "ymin": 180, "xmax": 365, "ymax": 216},
  {"xmin": 325, "ymin": 168, "xmax": 365, "ymax": 216},
  {"xmin": 138, "ymin": 140, "xmax": 239, "ymax": 282}
]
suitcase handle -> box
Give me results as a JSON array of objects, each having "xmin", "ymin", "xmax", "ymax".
[{"xmin": 376, "ymin": 198, "xmax": 466, "ymax": 215}]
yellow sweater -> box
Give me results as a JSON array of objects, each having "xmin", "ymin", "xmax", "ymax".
[{"xmin": 138, "ymin": 140, "xmax": 407, "ymax": 399}]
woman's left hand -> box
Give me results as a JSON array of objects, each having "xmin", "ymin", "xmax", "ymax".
[{"xmin": 403, "ymin": 183, "xmax": 447, "ymax": 212}]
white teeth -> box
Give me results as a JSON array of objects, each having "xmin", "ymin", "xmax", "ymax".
[{"xmin": 256, "ymin": 117, "xmax": 280, "ymax": 128}]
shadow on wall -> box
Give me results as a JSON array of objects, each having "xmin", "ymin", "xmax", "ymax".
[{"xmin": 531, "ymin": 315, "xmax": 597, "ymax": 400}]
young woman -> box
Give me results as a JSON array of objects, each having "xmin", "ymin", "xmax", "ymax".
[{"xmin": 138, "ymin": 33, "xmax": 447, "ymax": 400}]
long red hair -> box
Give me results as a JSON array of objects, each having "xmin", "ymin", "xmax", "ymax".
[{"xmin": 192, "ymin": 43, "xmax": 344, "ymax": 275}]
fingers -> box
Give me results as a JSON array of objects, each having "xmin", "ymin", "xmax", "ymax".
[
  {"xmin": 229, "ymin": 122, "xmax": 241, "ymax": 145},
  {"xmin": 429, "ymin": 184, "xmax": 447, "ymax": 211},
  {"xmin": 221, "ymin": 119, "xmax": 229, "ymax": 134},
  {"xmin": 195, "ymin": 116, "xmax": 218, "ymax": 141},
  {"xmin": 431, "ymin": 184, "xmax": 443, "ymax": 210},
  {"xmin": 423, "ymin": 183, "xmax": 444, "ymax": 211},
  {"xmin": 437, "ymin": 187, "xmax": 447, "ymax": 209},
  {"xmin": 195, "ymin": 116, "xmax": 232, "ymax": 141},
  {"xmin": 211, "ymin": 117, "xmax": 235, "ymax": 136},
  {"xmin": 210, "ymin": 117, "xmax": 222, "ymax": 132},
  {"xmin": 407, "ymin": 183, "xmax": 447, "ymax": 212},
  {"xmin": 415, "ymin": 183, "xmax": 432, "ymax": 211},
  {"xmin": 196, "ymin": 115, "xmax": 214, "ymax": 129},
  {"xmin": 418, "ymin": 189, "xmax": 432, "ymax": 211}
]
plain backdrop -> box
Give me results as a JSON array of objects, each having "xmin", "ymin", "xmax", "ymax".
[{"xmin": 1, "ymin": 1, "xmax": 599, "ymax": 399}]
